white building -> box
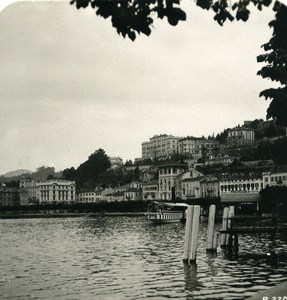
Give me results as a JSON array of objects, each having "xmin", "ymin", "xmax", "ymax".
[
  {"xmin": 142, "ymin": 182, "xmax": 158, "ymax": 200},
  {"xmin": 262, "ymin": 171, "xmax": 287, "ymax": 189},
  {"xmin": 76, "ymin": 191, "xmax": 96, "ymax": 203},
  {"xmin": 227, "ymin": 126, "xmax": 255, "ymax": 147},
  {"xmin": 142, "ymin": 134, "xmax": 182, "ymax": 160},
  {"xmin": 37, "ymin": 180, "xmax": 76, "ymax": 204},
  {"xmin": 220, "ymin": 176, "xmax": 263, "ymax": 195},
  {"xmin": 158, "ymin": 163, "xmax": 187, "ymax": 200}
]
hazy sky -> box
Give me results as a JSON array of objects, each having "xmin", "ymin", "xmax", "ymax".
[{"xmin": 0, "ymin": 0, "xmax": 277, "ymax": 174}]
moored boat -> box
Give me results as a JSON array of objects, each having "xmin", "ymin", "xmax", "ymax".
[{"xmin": 146, "ymin": 201, "xmax": 189, "ymax": 224}]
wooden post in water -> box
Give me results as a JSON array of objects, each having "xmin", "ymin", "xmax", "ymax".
[
  {"xmin": 206, "ymin": 205, "xmax": 216, "ymax": 252},
  {"xmin": 212, "ymin": 232, "xmax": 218, "ymax": 250},
  {"xmin": 183, "ymin": 206, "xmax": 194, "ymax": 262},
  {"xmin": 220, "ymin": 207, "xmax": 229, "ymax": 247},
  {"xmin": 183, "ymin": 205, "xmax": 200, "ymax": 264},
  {"xmin": 225, "ymin": 206, "xmax": 235, "ymax": 247}
]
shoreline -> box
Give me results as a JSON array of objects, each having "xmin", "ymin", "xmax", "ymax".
[{"xmin": 0, "ymin": 212, "xmax": 147, "ymax": 219}]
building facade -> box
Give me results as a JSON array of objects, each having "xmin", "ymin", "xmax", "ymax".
[
  {"xmin": 158, "ymin": 163, "xmax": 188, "ymax": 200},
  {"xmin": 124, "ymin": 188, "xmax": 142, "ymax": 201},
  {"xmin": 262, "ymin": 171, "xmax": 287, "ymax": 189},
  {"xmin": 37, "ymin": 180, "xmax": 76, "ymax": 204},
  {"xmin": 178, "ymin": 137, "xmax": 220, "ymax": 158},
  {"xmin": 142, "ymin": 134, "xmax": 182, "ymax": 160},
  {"xmin": 220, "ymin": 176, "xmax": 263, "ymax": 195},
  {"xmin": 227, "ymin": 127, "xmax": 255, "ymax": 147},
  {"xmin": 142, "ymin": 183, "xmax": 158, "ymax": 200},
  {"xmin": 181, "ymin": 176, "xmax": 206, "ymax": 200},
  {"xmin": 19, "ymin": 177, "xmax": 38, "ymax": 205},
  {"xmin": 0, "ymin": 184, "xmax": 20, "ymax": 207},
  {"xmin": 76, "ymin": 191, "xmax": 96, "ymax": 203},
  {"xmin": 200, "ymin": 178, "xmax": 220, "ymax": 199}
]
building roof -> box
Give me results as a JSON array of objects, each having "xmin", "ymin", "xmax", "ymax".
[
  {"xmin": 125, "ymin": 188, "xmax": 141, "ymax": 192},
  {"xmin": 221, "ymin": 174, "xmax": 262, "ymax": 182},
  {"xmin": 228, "ymin": 126, "xmax": 254, "ymax": 132},
  {"xmin": 182, "ymin": 176, "xmax": 206, "ymax": 183},
  {"xmin": 158, "ymin": 162, "xmax": 187, "ymax": 168}
]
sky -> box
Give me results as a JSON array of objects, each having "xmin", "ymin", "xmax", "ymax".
[{"xmin": 0, "ymin": 0, "xmax": 279, "ymax": 174}]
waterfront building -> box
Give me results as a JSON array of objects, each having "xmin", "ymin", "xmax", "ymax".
[
  {"xmin": 220, "ymin": 176, "xmax": 263, "ymax": 195},
  {"xmin": 142, "ymin": 182, "xmax": 158, "ymax": 200},
  {"xmin": 37, "ymin": 180, "xmax": 76, "ymax": 204},
  {"xmin": 158, "ymin": 163, "xmax": 188, "ymax": 200},
  {"xmin": 226, "ymin": 126, "xmax": 255, "ymax": 147},
  {"xmin": 124, "ymin": 188, "xmax": 142, "ymax": 201},
  {"xmin": 105, "ymin": 191, "xmax": 124, "ymax": 202},
  {"xmin": 262, "ymin": 171, "xmax": 287, "ymax": 189},
  {"xmin": 0, "ymin": 184, "xmax": 20, "ymax": 207},
  {"xmin": 19, "ymin": 177, "xmax": 38, "ymax": 205},
  {"xmin": 76, "ymin": 191, "xmax": 96, "ymax": 203},
  {"xmin": 200, "ymin": 178, "xmax": 220, "ymax": 198},
  {"xmin": 95, "ymin": 188, "xmax": 104, "ymax": 202},
  {"xmin": 181, "ymin": 170, "xmax": 206, "ymax": 200},
  {"xmin": 142, "ymin": 134, "xmax": 182, "ymax": 160}
]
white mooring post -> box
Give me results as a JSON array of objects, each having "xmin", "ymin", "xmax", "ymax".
[
  {"xmin": 206, "ymin": 205, "xmax": 216, "ymax": 252},
  {"xmin": 220, "ymin": 207, "xmax": 229, "ymax": 247},
  {"xmin": 225, "ymin": 206, "xmax": 235, "ymax": 246},
  {"xmin": 183, "ymin": 205, "xmax": 200, "ymax": 264},
  {"xmin": 183, "ymin": 206, "xmax": 194, "ymax": 262}
]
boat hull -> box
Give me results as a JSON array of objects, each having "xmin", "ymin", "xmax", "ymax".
[{"xmin": 147, "ymin": 212, "xmax": 185, "ymax": 224}]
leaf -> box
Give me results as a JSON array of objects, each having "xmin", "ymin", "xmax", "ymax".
[
  {"xmin": 236, "ymin": 8, "xmax": 250, "ymax": 22},
  {"xmin": 196, "ymin": 0, "xmax": 212, "ymax": 10}
]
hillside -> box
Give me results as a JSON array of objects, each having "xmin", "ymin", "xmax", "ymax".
[{"xmin": 1, "ymin": 169, "xmax": 33, "ymax": 178}]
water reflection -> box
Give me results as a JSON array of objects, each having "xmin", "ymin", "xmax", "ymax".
[{"xmin": 0, "ymin": 217, "xmax": 286, "ymax": 300}]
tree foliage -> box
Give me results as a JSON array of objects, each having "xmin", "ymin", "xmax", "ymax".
[
  {"xmin": 257, "ymin": 2, "xmax": 287, "ymax": 126},
  {"xmin": 62, "ymin": 148, "xmax": 111, "ymax": 188},
  {"xmin": 71, "ymin": 0, "xmax": 276, "ymax": 40},
  {"xmin": 260, "ymin": 185, "xmax": 287, "ymax": 214}
]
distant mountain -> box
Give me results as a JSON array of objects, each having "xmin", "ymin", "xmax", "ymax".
[{"xmin": 1, "ymin": 169, "xmax": 33, "ymax": 178}]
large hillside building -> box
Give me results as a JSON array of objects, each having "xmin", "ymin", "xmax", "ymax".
[
  {"xmin": 226, "ymin": 127, "xmax": 255, "ymax": 147},
  {"xmin": 142, "ymin": 134, "xmax": 182, "ymax": 160}
]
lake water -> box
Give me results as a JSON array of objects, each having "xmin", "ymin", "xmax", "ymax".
[{"xmin": 1, "ymin": 216, "xmax": 286, "ymax": 299}]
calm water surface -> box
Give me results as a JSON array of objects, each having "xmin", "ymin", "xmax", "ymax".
[{"xmin": 1, "ymin": 216, "xmax": 286, "ymax": 299}]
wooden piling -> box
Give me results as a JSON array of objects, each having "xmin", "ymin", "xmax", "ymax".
[
  {"xmin": 225, "ymin": 206, "xmax": 234, "ymax": 246},
  {"xmin": 189, "ymin": 205, "xmax": 200, "ymax": 263},
  {"xmin": 212, "ymin": 232, "xmax": 218, "ymax": 250},
  {"xmin": 206, "ymin": 205, "xmax": 216, "ymax": 252},
  {"xmin": 183, "ymin": 205, "xmax": 200, "ymax": 264},
  {"xmin": 183, "ymin": 206, "xmax": 194, "ymax": 262},
  {"xmin": 220, "ymin": 207, "xmax": 229, "ymax": 247}
]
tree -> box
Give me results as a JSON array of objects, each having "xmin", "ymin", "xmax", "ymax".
[
  {"xmin": 257, "ymin": 2, "xmax": 287, "ymax": 126},
  {"xmin": 76, "ymin": 148, "xmax": 111, "ymax": 188},
  {"xmin": 71, "ymin": 0, "xmax": 275, "ymax": 40},
  {"xmin": 260, "ymin": 186, "xmax": 287, "ymax": 215}
]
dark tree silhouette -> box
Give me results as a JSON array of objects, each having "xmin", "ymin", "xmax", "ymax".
[
  {"xmin": 71, "ymin": 0, "xmax": 276, "ymax": 40},
  {"xmin": 257, "ymin": 2, "xmax": 287, "ymax": 126}
]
